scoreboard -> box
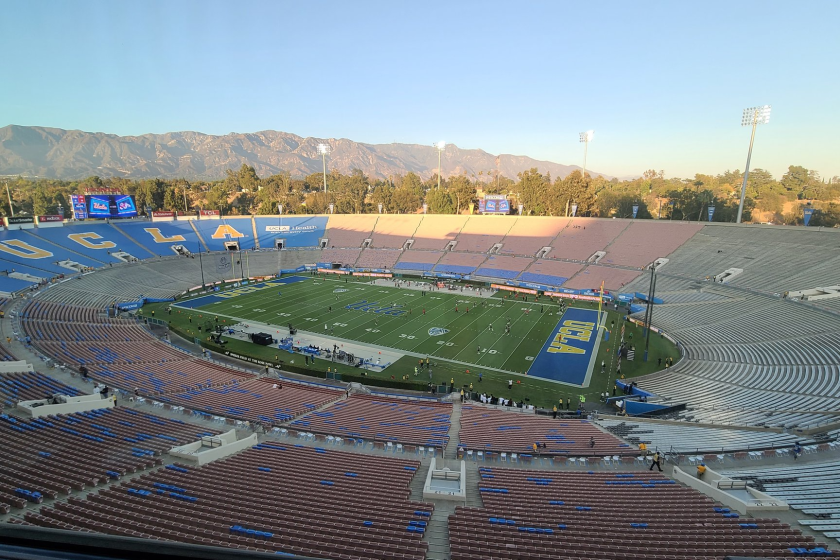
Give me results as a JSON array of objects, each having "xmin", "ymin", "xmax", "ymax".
[
  {"xmin": 478, "ymin": 195, "xmax": 510, "ymax": 214},
  {"xmin": 71, "ymin": 194, "xmax": 138, "ymax": 219}
]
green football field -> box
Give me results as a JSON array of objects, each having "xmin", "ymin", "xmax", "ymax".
[
  {"xmin": 183, "ymin": 275, "xmax": 568, "ymax": 375},
  {"xmin": 148, "ymin": 274, "xmax": 680, "ymax": 409}
]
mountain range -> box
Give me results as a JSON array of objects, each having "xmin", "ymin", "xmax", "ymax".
[{"xmin": 0, "ymin": 125, "xmax": 608, "ymax": 182}]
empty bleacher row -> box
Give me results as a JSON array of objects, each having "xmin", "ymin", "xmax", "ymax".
[
  {"xmin": 159, "ymin": 378, "xmax": 343, "ymax": 424},
  {"xmin": 21, "ymin": 444, "xmax": 431, "ymax": 560},
  {"xmin": 449, "ymin": 467, "xmax": 828, "ymax": 560},
  {"xmin": 723, "ymin": 457, "xmax": 840, "ymax": 517},
  {"xmin": 652, "ymin": 224, "xmax": 840, "ymax": 296},
  {"xmin": 20, "ymin": 302, "xmax": 254, "ymax": 395},
  {"xmin": 0, "ymin": 407, "xmax": 217, "ymax": 515},
  {"xmin": 621, "ymin": 273, "xmax": 840, "ymax": 431},
  {"xmin": 0, "ymin": 370, "xmax": 83, "ymax": 407},
  {"xmin": 458, "ymin": 406, "xmax": 631, "ymax": 456},
  {"xmin": 289, "ymin": 394, "xmax": 451, "ymax": 448},
  {"xmin": 597, "ymin": 418, "xmax": 808, "ymax": 455}
]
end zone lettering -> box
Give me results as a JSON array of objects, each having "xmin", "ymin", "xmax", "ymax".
[
  {"xmin": 528, "ymin": 307, "xmax": 601, "ymax": 386},
  {"xmin": 548, "ymin": 320, "xmax": 595, "ymax": 354},
  {"xmin": 216, "ymin": 280, "xmax": 285, "ymax": 299}
]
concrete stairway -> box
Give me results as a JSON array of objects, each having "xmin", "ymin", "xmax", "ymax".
[
  {"xmin": 444, "ymin": 402, "xmax": 461, "ymax": 459},
  {"xmin": 423, "ymin": 500, "xmax": 454, "ymax": 560}
]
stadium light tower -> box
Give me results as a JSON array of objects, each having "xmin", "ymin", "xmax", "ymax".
[
  {"xmin": 317, "ymin": 143, "xmax": 331, "ymax": 194},
  {"xmin": 736, "ymin": 106, "xmax": 771, "ymax": 224},
  {"xmin": 579, "ymin": 130, "xmax": 594, "ymax": 179},
  {"xmin": 435, "ymin": 141, "xmax": 446, "ymax": 189}
]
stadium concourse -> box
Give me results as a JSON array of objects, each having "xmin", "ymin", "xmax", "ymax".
[{"xmin": 1, "ymin": 213, "xmax": 840, "ymax": 558}]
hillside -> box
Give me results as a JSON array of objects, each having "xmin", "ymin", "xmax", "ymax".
[{"xmin": 0, "ymin": 125, "xmax": 607, "ymax": 182}]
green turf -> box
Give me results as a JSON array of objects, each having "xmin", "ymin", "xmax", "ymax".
[{"xmin": 145, "ymin": 274, "xmax": 680, "ymax": 409}]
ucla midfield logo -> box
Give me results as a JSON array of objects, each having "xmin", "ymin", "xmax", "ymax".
[
  {"xmin": 428, "ymin": 328, "xmax": 449, "ymax": 336},
  {"xmin": 345, "ymin": 300, "xmax": 406, "ymax": 317},
  {"xmin": 333, "ymin": 288, "xmax": 348, "ymax": 293}
]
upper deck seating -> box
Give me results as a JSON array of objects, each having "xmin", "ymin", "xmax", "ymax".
[
  {"xmin": 253, "ymin": 216, "xmax": 327, "ymax": 249},
  {"xmin": 549, "ymin": 218, "xmax": 629, "ymax": 261},
  {"xmin": 454, "ymin": 216, "xmax": 517, "ymax": 252},
  {"xmin": 369, "ymin": 215, "xmax": 423, "ymax": 248},
  {"xmin": 499, "ymin": 217, "xmax": 570, "ymax": 255},
  {"xmin": 324, "ymin": 214, "xmax": 378, "ymax": 248},
  {"xmin": 602, "ymin": 221, "xmax": 704, "ymax": 267},
  {"xmin": 115, "ymin": 220, "xmax": 204, "ymax": 256},
  {"xmin": 0, "ymin": 229, "xmax": 103, "ymax": 272},
  {"xmin": 410, "ymin": 215, "xmax": 468, "ymax": 250},
  {"xmin": 190, "ymin": 218, "xmax": 256, "ymax": 252},
  {"xmin": 30, "ymin": 223, "xmax": 156, "ymax": 263}
]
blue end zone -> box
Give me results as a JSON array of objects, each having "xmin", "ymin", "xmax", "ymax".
[
  {"xmin": 527, "ymin": 307, "xmax": 602, "ymax": 386},
  {"xmin": 175, "ymin": 276, "xmax": 308, "ymax": 309}
]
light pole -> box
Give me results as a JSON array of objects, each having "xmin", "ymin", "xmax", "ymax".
[
  {"xmin": 197, "ymin": 242, "xmax": 206, "ymax": 287},
  {"xmin": 5, "ymin": 182, "xmax": 14, "ymax": 217},
  {"xmin": 435, "ymin": 141, "xmax": 446, "ymax": 189},
  {"xmin": 736, "ymin": 105, "xmax": 771, "ymax": 224},
  {"xmin": 579, "ymin": 130, "xmax": 594, "ymax": 179},
  {"xmin": 317, "ymin": 143, "xmax": 331, "ymax": 194}
]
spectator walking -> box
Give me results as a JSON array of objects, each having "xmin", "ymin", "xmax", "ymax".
[{"xmin": 649, "ymin": 451, "xmax": 663, "ymax": 471}]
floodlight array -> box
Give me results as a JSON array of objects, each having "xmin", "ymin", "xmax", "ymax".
[{"xmin": 741, "ymin": 105, "xmax": 771, "ymax": 126}]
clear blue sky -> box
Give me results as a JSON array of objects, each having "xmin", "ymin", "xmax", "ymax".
[{"xmin": 1, "ymin": 0, "xmax": 838, "ymax": 180}]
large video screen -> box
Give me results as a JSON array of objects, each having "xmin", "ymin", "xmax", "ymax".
[
  {"xmin": 478, "ymin": 197, "xmax": 510, "ymax": 214},
  {"xmin": 85, "ymin": 194, "xmax": 138, "ymax": 218}
]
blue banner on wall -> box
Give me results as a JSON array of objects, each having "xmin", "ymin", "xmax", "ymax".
[
  {"xmin": 707, "ymin": 205, "xmax": 715, "ymax": 222},
  {"xmin": 803, "ymin": 206, "xmax": 815, "ymax": 226}
]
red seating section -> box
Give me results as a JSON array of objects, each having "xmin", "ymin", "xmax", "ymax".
[
  {"xmin": 24, "ymin": 444, "xmax": 432, "ymax": 560},
  {"xmin": 0, "ymin": 407, "xmax": 217, "ymax": 514},
  {"xmin": 21, "ymin": 301, "xmax": 254, "ymax": 394},
  {"xmin": 458, "ymin": 407, "xmax": 630, "ymax": 455},
  {"xmin": 450, "ymin": 467, "xmax": 826, "ymax": 560},
  {"xmin": 292, "ymin": 394, "xmax": 451, "ymax": 447},
  {"xmin": 160, "ymin": 377, "xmax": 343, "ymax": 424},
  {"xmin": 0, "ymin": 370, "xmax": 83, "ymax": 405}
]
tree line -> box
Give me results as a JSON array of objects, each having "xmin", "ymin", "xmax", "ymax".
[{"xmin": 2, "ymin": 163, "xmax": 839, "ymax": 226}]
